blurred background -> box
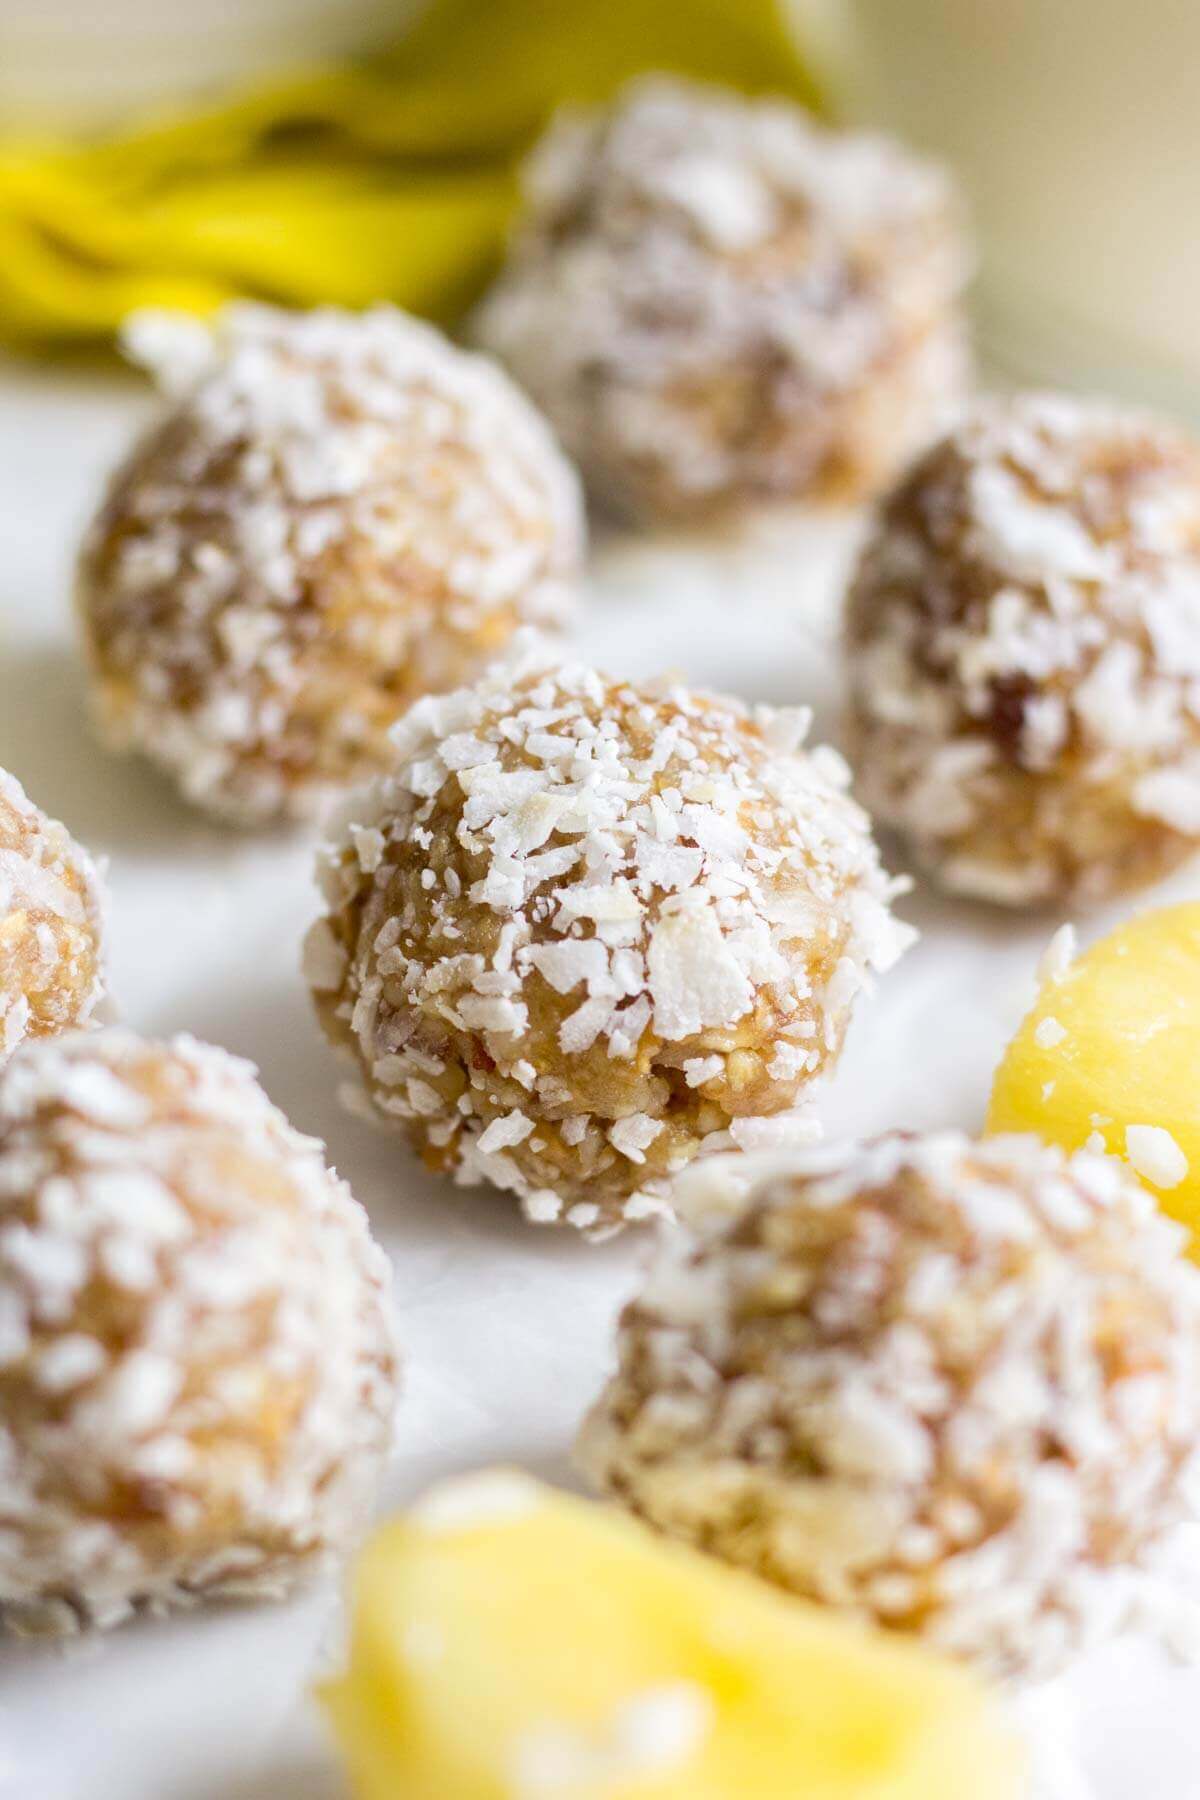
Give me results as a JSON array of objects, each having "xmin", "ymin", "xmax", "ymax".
[{"xmin": 0, "ymin": 0, "xmax": 1194, "ymax": 414}]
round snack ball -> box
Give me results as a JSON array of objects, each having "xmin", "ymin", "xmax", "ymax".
[
  {"xmin": 0, "ymin": 1029, "xmax": 399, "ymax": 1633},
  {"xmin": 846, "ymin": 391, "xmax": 1200, "ymax": 907},
  {"xmin": 77, "ymin": 303, "xmax": 584, "ymax": 824},
  {"xmin": 304, "ymin": 639, "xmax": 913, "ymax": 1235},
  {"xmin": 0, "ymin": 768, "xmax": 106, "ymax": 1057},
  {"xmin": 578, "ymin": 1132, "xmax": 1200, "ymax": 1680},
  {"xmin": 475, "ymin": 76, "xmax": 970, "ymax": 525}
]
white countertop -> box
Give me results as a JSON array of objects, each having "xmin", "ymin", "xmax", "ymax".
[{"xmin": 1, "ymin": 352, "xmax": 1199, "ymax": 1799}]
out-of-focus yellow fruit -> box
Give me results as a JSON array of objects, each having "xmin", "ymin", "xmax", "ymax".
[
  {"xmin": 320, "ymin": 1469, "xmax": 1021, "ymax": 1800},
  {"xmin": 988, "ymin": 905, "xmax": 1200, "ymax": 1246}
]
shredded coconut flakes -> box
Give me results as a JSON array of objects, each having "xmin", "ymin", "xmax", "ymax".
[
  {"xmin": 579, "ymin": 1130, "xmax": 1200, "ymax": 1680},
  {"xmin": 476, "ymin": 75, "xmax": 969, "ymax": 523},
  {"xmin": 79, "ymin": 303, "xmax": 584, "ymax": 823},
  {"xmin": 847, "ymin": 392, "xmax": 1200, "ymax": 906},
  {"xmin": 1125, "ymin": 1124, "xmax": 1190, "ymax": 1191},
  {"xmin": 308, "ymin": 638, "xmax": 913, "ymax": 1232},
  {"xmin": 0, "ymin": 1028, "xmax": 399, "ymax": 1634}
]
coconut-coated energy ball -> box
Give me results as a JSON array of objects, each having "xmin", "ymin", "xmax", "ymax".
[
  {"xmin": 0, "ymin": 769, "xmax": 106, "ymax": 1057},
  {"xmin": 77, "ymin": 303, "xmax": 584, "ymax": 824},
  {"xmin": 846, "ymin": 392, "xmax": 1200, "ymax": 907},
  {"xmin": 0, "ymin": 1029, "xmax": 399, "ymax": 1633},
  {"xmin": 578, "ymin": 1132, "xmax": 1200, "ymax": 1680},
  {"xmin": 304, "ymin": 640, "xmax": 913, "ymax": 1235},
  {"xmin": 475, "ymin": 76, "xmax": 970, "ymax": 526}
]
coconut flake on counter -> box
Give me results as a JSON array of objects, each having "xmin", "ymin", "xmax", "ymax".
[{"xmin": 1038, "ymin": 924, "xmax": 1078, "ymax": 986}]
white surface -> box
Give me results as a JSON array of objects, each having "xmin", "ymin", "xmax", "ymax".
[
  {"xmin": 0, "ymin": 0, "xmax": 413, "ymax": 129},
  {"xmin": 820, "ymin": 0, "xmax": 1200, "ymax": 420},
  {"xmin": 2, "ymin": 354, "xmax": 1200, "ymax": 1798}
]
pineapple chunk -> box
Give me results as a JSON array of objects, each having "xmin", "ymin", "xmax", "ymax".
[
  {"xmin": 988, "ymin": 904, "xmax": 1200, "ymax": 1244},
  {"xmin": 321, "ymin": 1469, "xmax": 1020, "ymax": 1800}
]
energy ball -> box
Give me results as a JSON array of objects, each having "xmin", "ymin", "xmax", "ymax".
[
  {"xmin": 578, "ymin": 1133, "xmax": 1200, "ymax": 1680},
  {"xmin": 0, "ymin": 769, "xmax": 106, "ymax": 1057},
  {"xmin": 77, "ymin": 303, "xmax": 584, "ymax": 824},
  {"xmin": 304, "ymin": 640, "xmax": 913, "ymax": 1234},
  {"xmin": 475, "ymin": 76, "xmax": 970, "ymax": 525},
  {"xmin": 0, "ymin": 1029, "xmax": 399, "ymax": 1633},
  {"xmin": 846, "ymin": 392, "xmax": 1200, "ymax": 906}
]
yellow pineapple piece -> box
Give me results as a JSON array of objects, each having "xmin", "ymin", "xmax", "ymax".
[
  {"xmin": 988, "ymin": 904, "xmax": 1200, "ymax": 1244},
  {"xmin": 321, "ymin": 1469, "xmax": 1020, "ymax": 1800}
]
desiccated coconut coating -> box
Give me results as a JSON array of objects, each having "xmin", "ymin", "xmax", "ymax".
[
  {"xmin": 0, "ymin": 1029, "xmax": 399, "ymax": 1634},
  {"xmin": 475, "ymin": 76, "xmax": 970, "ymax": 526},
  {"xmin": 846, "ymin": 392, "xmax": 1200, "ymax": 907},
  {"xmin": 578, "ymin": 1133, "xmax": 1200, "ymax": 1680},
  {"xmin": 0, "ymin": 769, "xmax": 105, "ymax": 1058},
  {"xmin": 77, "ymin": 303, "xmax": 584, "ymax": 824},
  {"xmin": 304, "ymin": 640, "xmax": 913, "ymax": 1234}
]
